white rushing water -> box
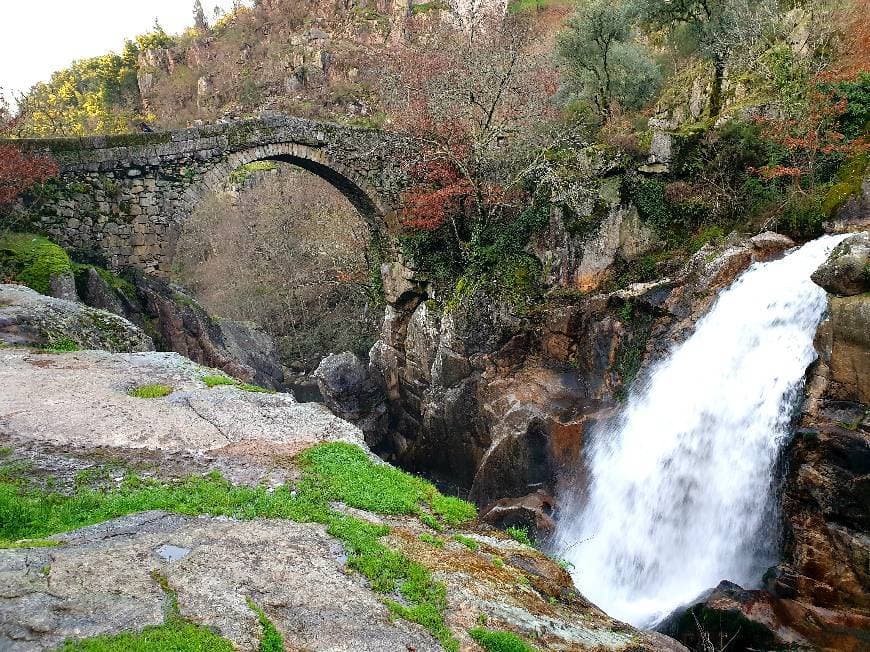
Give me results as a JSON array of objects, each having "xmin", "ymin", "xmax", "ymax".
[{"xmin": 554, "ymin": 235, "xmax": 847, "ymax": 627}]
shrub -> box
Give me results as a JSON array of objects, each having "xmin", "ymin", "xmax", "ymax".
[{"xmin": 505, "ymin": 526, "xmax": 532, "ymax": 546}]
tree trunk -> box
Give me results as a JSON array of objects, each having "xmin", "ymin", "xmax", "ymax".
[{"xmin": 709, "ymin": 57, "xmax": 725, "ymax": 118}]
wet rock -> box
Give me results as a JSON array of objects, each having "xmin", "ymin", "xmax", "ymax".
[
  {"xmin": 479, "ymin": 490, "xmax": 557, "ymax": 536},
  {"xmin": 659, "ymin": 581, "xmax": 815, "ymax": 651},
  {"xmin": 314, "ymin": 352, "xmax": 387, "ymax": 445},
  {"xmin": 0, "ymin": 284, "xmax": 153, "ymax": 352},
  {"xmin": 811, "ymin": 231, "xmax": 870, "ymax": 296}
]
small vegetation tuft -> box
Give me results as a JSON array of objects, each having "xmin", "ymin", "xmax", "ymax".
[
  {"xmin": 505, "ymin": 526, "xmax": 533, "ymax": 547},
  {"xmin": 246, "ymin": 598, "xmax": 284, "ymax": 652},
  {"xmin": 453, "ymin": 534, "xmax": 479, "ymax": 551},
  {"xmin": 127, "ymin": 383, "xmax": 173, "ymax": 399},
  {"xmin": 419, "ymin": 533, "xmax": 445, "ymax": 548},
  {"xmin": 469, "ymin": 627, "xmax": 537, "ymax": 652},
  {"xmin": 201, "ymin": 375, "xmax": 274, "ymax": 394}
]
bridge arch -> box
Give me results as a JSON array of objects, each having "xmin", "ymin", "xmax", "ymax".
[{"xmin": 188, "ymin": 141, "xmax": 387, "ymax": 226}]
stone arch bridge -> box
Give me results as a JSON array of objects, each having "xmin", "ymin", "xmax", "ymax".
[{"xmin": 11, "ymin": 115, "xmax": 414, "ymax": 275}]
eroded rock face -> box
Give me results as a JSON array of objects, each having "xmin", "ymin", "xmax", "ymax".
[
  {"xmin": 365, "ymin": 231, "xmax": 796, "ymax": 520},
  {"xmin": 0, "ymin": 284, "xmax": 153, "ymax": 353},
  {"xmin": 75, "ymin": 268, "xmax": 288, "ymax": 391}
]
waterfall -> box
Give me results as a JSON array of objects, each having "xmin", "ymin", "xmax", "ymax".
[{"xmin": 554, "ymin": 235, "xmax": 847, "ymax": 627}]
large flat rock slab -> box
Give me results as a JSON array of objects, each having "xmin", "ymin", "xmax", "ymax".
[
  {"xmin": 0, "ymin": 512, "xmax": 440, "ymax": 651},
  {"xmin": 0, "ymin": 348, "xmax": 363, "ymax": 455}
]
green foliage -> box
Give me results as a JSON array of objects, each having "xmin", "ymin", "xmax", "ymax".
[
  {"xmin": 557, "ymin": 0, "xmax": 661, "ymax": 116},
  {"xmin": 469, "ymin": 628, "xmax": 537, "ymax": 652},
  {"xmin": 0, "ymin": 234, "xmax": 72, "ymax": 296},
  {"xmin": 127, "ymin": 384, "xmax": 173, "ymax": 399},
  {"xmin": 505, "ymin": 526, "xmax": 533, "ymax": 547},
  {"xmin": 420, "ymin": 533, "xmax": 445, "ymax": 548},
  {"xmin": 246, "ymin": 598, "xmax": 284, "ymax": 652},
  {"xmin": 452, "ymin": 534, "xmax": 480, "ymax": 551},
  {"xmin": 827, "ymin": 72, "xmax": 870, "ymax": 140},
  {"xmin": 42, "ymin": 337, "xmax": 80, "ymax": 353},
  {"xmin": 492, "ymin": 556, "xmax": 505, "ymax": 568}
]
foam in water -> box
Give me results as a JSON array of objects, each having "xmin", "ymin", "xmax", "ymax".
[{"xmin": 554, "ymin": 235, "xmax": 847, "ymax": 627}]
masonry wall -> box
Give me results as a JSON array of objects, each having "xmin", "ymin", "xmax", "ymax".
[{"xmin": 10, "ymin": 115, "xmax": 412, "ymax": 275}]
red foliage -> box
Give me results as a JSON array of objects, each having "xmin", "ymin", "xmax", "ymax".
[
  {"xmin": 0, "ymin": 145, "xmax": 58, "ymax": 207},
  {"xmin": 752, "ymin": 85, "xmax": 869, "ymax": 180},
  {"xmin": 400, "ymin": 159, "xmax": 473, "ymax": 231},
  {"xmin": 0, "ymin": 104, "xmax": 58, "ymax": 207},
  {"xmin": 823, "ymin": 0, "xmax": 870, "ymax": 82}
]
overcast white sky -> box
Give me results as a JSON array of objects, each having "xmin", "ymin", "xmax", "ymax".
[{"xmin": 0, "ymin": 1, "xmax": 244, "ymax": 104}]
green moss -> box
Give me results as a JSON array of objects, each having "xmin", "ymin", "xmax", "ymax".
[
  {"xmin": 452, "ymin": 534, "xmax": 479, "ymax": 551},
  {"xmin": 297, "ymin": 443, "xmax": 476, "ymax": 525},
  {"xmin": 492, "ymin": 556, "xmax": 505, "ymax": 569},
  {"xmin": 469, "ymin": 628, "xmax": 536, "ymax": 652},
  {"xmin": 201, "ymin": 374, "xmax": 238, "ymax": 388},
  {"xmin": 431, "ymin": 494, "xmax": 477, "ymax": 527},
  {"xmin": 41, "ymin": 337, "xmax": 80, "ymax": 352},
  {"xmin": 246, "ymin": 598, "xmax": 284, "ymax": 652},
  {"xmin": 822, "ymin": 153, "xmax": 868, "ymax": 217},
  {"xmin": 0, "ymin": 538, "xmax": 60, "ymax": 549},
  {"xmin": 228, "ymin": 161, "xmax": 279, "ymax": 185},
  {"xmin": 127, "ymin": 384, "xmax": 173, "ymax": 399},
  {"xmin": 506, "ymin": 526, "xmax": 532, "ymax": 547},
  {"xmin": 0, "ymin": 233, "xmax": 72, "ymax": 296},
  {"xmin": 411, "ymin": 1, "xmax": 449, "ymax": 13},
  {"xmin": 200, "ymin": 375, "xmax": 274, "ymax": 394},
  {"xmin": 419, "ymin": 533, "xmax": 445, "ymax": 548}
]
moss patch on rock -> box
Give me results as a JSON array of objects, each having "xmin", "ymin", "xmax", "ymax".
[
  {"xmin": 0, "ymin": 233, "xmax": 72, "ymax": 295},
  {"xmin": 128, "ymin": 384, "xmax": 173, "ymax": 399}
]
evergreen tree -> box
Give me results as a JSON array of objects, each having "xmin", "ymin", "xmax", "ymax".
[{"xmin": 193, "ymin": 0, "xmax": 208, "ymax": 32}]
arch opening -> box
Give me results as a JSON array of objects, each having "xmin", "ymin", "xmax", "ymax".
[{"xmin": 172, "ymin": 158, "xmax": 383, "ymax": 380}]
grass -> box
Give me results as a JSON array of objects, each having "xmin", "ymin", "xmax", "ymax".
[
  {"xmin": 57, "ymin": 570, "xmax": 235, "ymax": 651},
  {"xmin": 453, "ymin": 534, "xmax": 479, "ymax": 551},
  {"xmin": 469, "ymin": 627, "xmax": 537, "ymax": 652},
  {"xmin": 201, "ymin": 374, "xmax": 274, "ymax": 394},
  {"xmin": 246, "ymin": 598, "xmax": 284, "ymax": 652},
  {"xmin": 128, "ymin": 384, "xmax": 173, "ymax": 399},
  {"xmin": 201, "ymin": 374, "xmax": 238, "ymax": 388},
  {"xmin": 0, "ymin": 442, "xmax": 471, "ymax": 651},
  {"xmin": 506, "ymin": 526, "xmax": 533, "ymax": 547}
]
